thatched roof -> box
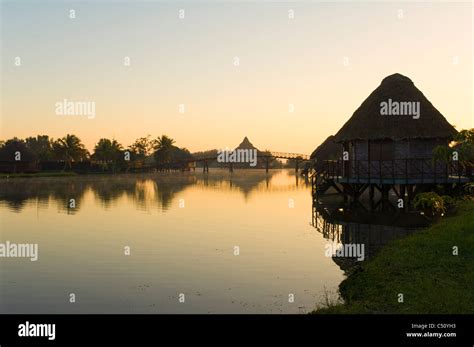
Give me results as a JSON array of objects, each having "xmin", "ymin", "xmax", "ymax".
[
  {"xmin": 310, "ymin": 135, "xmax": 341, "ymax": 171},
  {"xmin": 310, "ymin": 135, "xmax": 340, "ymax": 160},
  {"xmin": 236, "ymin": 137, "xmax": 258, "ymax": 150},
  {"xmin": 333, "ymin": 73, "xmax": 457, "ymax": 142}
]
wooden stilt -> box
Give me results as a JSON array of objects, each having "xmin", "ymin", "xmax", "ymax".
[
  {"xmin": 407, "ymin": 184, "xmax": 413, "ymax": 208},
  {"xmin": 381, "ymin": 185, "xmax": 389, "ymax": 211},
  {"xmin": 400, "ymin": 185, "xmax": 406, "ymax": 211},
  {"xmin": 343, "ymin": 185, "xmax": 348, "ymax": 204},
  {"xmin": 369, "ymin": 185, "xmax": 375, "ymax": 211}
]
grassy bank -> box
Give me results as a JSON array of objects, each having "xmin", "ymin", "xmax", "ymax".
[
  {"xmin": 1, "ymin": 171, "xmax": 78, "ymax": 178},
  {"xmin": 314, "ymin": 199, "xmax": 474, "ymax": 314}
]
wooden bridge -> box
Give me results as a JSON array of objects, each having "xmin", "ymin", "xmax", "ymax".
[
  {"xmin": 145, "ymin": 151, "xmax": 311, "ymax": 173},
  {"xmin": 202, "ymin": 151, "xmax": 310, "ymax": 173},
  {"xmin": 265, "ymin": 152, "xmax": 310, "ymax": 160}
]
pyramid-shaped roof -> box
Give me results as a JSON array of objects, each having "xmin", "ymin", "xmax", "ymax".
[
  {"xmin": 235, "ymin": 137, "xmax": 258, "ymax": 150},
  {"xmin": 333, "ymin": 73, "xmax": 457, "ymax": 142}
]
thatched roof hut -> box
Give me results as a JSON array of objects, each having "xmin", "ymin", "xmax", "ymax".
[
  {"xmin": 310, "ymin": 135, "xmax": 341, "ymax": 171},
  {"xmin": 233, "ymin": 136, "xmax": 266, "ymax": 168},
  {"xmin": 332, "ymin": 73, "xmax": 458, "ymax": 179},
  {"xmin": 236, "ymin": 137, "xmax": 259, "ymax": 151}
]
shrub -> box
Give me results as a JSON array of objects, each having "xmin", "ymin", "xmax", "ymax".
[
  {"xmin": 441, "ymin": 195, "xmax": 455, "ymax": 206},
  {"xmin": 413, "ymin": 192, "xmax": 445, "ymax": 217},
  {"xmin": 463, "ymin": 183, "xmax": 474, "ymax": 196},
  {"xmin": 441, "ymin": 195, "xmax": 458, "ymax": 214}
]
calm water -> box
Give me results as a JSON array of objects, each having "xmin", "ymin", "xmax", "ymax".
[{"xmin": 0, "ymin": 169, "xmax": 345, "ymax": 314}]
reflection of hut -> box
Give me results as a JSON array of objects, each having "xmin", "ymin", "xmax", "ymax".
[
  {"xmin": 310, "ymin": 135, "xmax": 341, "ymax": 172},
  {"xmin": 311, "ymin": 202, "xmax": 422, "ymax": 265}
]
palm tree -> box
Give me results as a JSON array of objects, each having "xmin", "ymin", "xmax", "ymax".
[
  {"xmin": 153, "ymin": 135, "xmax": 176, "ymax": 166},
  {"xmin": 92, "ymin": 138, "xmax": 124, "ymax": 171},
  {"xmin": 453, "ymin": 129, "xmax": 474, "ymax": 163},
  {"xmin": 53, "ymin": 134, "xmax": 88, "ymax": 170},
  {"xmin": 155, "ymin": 135, "xmax": 175, "ymax": 151}
]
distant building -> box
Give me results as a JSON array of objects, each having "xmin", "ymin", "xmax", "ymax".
[{"xmin": 231, "ymin": 137, "xmax": 267, "ymax": 168}]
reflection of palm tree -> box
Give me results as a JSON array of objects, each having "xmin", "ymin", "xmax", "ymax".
[
  {"xmin": 91, "ymin": 178, "xmax": 137, "ymax": 207},
  {"xmin": 53, "ymin": 134, "xmax": 88, "ymax": 170},
  {"xmin": 0, "ymin": 171, "xmax": 303, "ymax": 213},
  {"xmin": 0, "ymin": 179, "xmax": 89, "ymax": 214}
]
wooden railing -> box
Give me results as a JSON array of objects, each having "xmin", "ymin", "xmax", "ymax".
[{"xmin": 322, "ymin": 159, "xmax": 472, "ymax": 183}]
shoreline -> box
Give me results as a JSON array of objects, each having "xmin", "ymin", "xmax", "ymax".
[
  {"xmin": 313, "ymin": 199, "xmax": 474, "ymax": 314},
  {"xmin": 1, "ymin": 171, "xmax": 79, "ymax": 178},
  {"xmin": 0, "ymin": 168, "xmax": 292, "ymax": 179}
]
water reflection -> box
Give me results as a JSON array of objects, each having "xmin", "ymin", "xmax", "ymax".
[
  {"xmin": 311, "ymin": 201, "xmax": 427, "ymax": 271},
  {"xmin": 0, "ymin": 170, "xmax": 308, "ymax": 213},
  {"xmin": 0, "ymin": 170, "xmax": 308, "ymax": 214},
  {"xmin": 0, "ymin": 169, "xmax": 342, "ymax": 314}
]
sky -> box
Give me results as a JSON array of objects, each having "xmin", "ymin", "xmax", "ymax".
[{"xmin": 1, "ymin": 0, "xmax": 472, "ymax": 154}]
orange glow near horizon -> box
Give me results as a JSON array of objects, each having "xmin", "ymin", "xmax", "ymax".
[{"xmin": 1, "ymin": 2, "xmax": 472, "ymax": 154}]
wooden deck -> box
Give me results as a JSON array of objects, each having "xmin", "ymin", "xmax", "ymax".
[
  {"xmin": 330, "ymin": 176, "xmax": 470, "ymax": 185},
  {"xmin": 322, "ymin": 158, "xmax": 472, "ymax": 184},
  {"xmin": 311, "ymin": 158, "xmax": 473, "ymax": 211}
]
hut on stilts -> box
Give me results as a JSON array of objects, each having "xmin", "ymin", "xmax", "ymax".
[
  {"xmin": 313, "ymin": 73, "xmax": 471, "ymax": 210},
  {"xmin": 310, "ymin": 135, "xmax": 341, "ymax": 172}
]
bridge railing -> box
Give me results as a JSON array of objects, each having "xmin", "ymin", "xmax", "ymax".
[
  {"xmin": 268, "ymin": 152, "xmax": 310, "ymax": 160},
  {"xmin": 191, "ymin": 151, "xmax": 310, "ymax": 161}
]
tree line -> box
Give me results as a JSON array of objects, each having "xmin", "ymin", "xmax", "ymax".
[{"xmin": 0, "ymin": 134, "xmax": 193, "ymax": 171}]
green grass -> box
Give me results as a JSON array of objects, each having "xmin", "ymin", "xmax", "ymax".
[
  {"xmin": 313, "ymin": 199, "xmax": 474, "ymax": 314},
  {"xmin": 1, "ymin": 171, "xmax": 78, "ymax": 178}
]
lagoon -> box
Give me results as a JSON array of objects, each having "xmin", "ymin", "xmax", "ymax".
[{"xmin": 0, "ymin": 169, "xmax": 344, "ymax": 313}]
